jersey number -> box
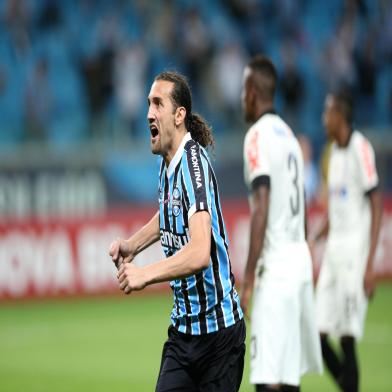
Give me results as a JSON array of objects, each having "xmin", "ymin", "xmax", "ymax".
[{"xmin": 288, "ymin": 153, "xmax": 299, "ymax": 216}]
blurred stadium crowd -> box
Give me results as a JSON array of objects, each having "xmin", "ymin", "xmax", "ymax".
[
  {"xmin": 1, "ymin": 0, "xmax": 391, "ymax": 151},
  {"xmin": 1, "ymin": 0, "xmax": 392, "ymax": 307}
]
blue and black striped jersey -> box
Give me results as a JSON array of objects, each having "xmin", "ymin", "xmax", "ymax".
[{"xmin": 158, "ymin": 132, "xmax": 243, "ymax": 335}]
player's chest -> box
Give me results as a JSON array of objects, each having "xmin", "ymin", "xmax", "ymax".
[
  {"xmin": 328, "ymin": 151, "xmax": 359, "ymax": 197},
  {"xmin": 159, "ymin": 180, "xmax": 184, "ymax": 219}
]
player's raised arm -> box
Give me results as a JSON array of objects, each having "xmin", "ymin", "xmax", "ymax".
[
  {"xmin": 117, "ymin": 210, "xmax": 211, "ymax": 293},
  {"xmin": 109, "ymin": 210, "xmax": 160, "ymax": 269}
]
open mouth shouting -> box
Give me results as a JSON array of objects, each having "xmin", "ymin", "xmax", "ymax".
[{"xmin": 150, "ymin": 123, "xmax": 159, "ymax": 141}]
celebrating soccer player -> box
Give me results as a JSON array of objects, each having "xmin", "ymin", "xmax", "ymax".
[{"xmin": 109, "ymin": 71, "xmax": 245, "ymax": 391}]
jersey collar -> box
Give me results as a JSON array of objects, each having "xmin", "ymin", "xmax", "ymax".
[{"xmin": 167, "ymin": 132, "xmax": 192, "ymax": 177}]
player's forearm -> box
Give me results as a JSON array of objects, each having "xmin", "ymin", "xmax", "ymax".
[
  {"xmin": 366, "ymin": 190, "xmax": 383, "ymax": 271},
  {"xmin": 243, "ymin": 208, "xmax": 267, "ymax": 285},
  {"xmin": 127, "ymin": 211, "xmax": 160, "ymax": 256},
  {"xmin": 143, "ymin": 239, "xmax": 211, "ymax": 285},
  {"xmin": 312, "ymin": 219, "xmax": 329, "ymax": 243}
]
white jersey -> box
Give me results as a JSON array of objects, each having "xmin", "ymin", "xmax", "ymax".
[
  {"xmin": 328, "ymin": 130, "xmax": 378, "ymax": 243},
  {"xmin": 244, "ymin": 112, "xmax": 323, "ymax": 383},
  {"xmin": 317, "ymin": 131, "xmax": 378, "ymax": 339},
  {"xmin": 243, "ymin": 112, "xmax": 306, "ymax": 261}
]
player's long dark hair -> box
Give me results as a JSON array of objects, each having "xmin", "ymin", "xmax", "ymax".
[{"xmin": 155, "ymin": 71, "xmax": 214, "ymax": 149}]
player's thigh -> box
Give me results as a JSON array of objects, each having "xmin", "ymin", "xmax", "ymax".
[
  {"xmin": 156, "ymin": 329, "xmax": 198, "ymax": 392},
  {"xmin": 316, "ymin": 259, "xmax": 337, "ymax": 332},
  {"xmin": 251, "ymin": 276, "xmax": 300, "ymax": 370},
  {"xmin": 337, "ymin": 255, "xmax": 368, "ymax": 338},
  {"xmin": 199, "ymin": 348, "xmax": 244, "ymax": 392},
  {"xmin": 200, "ymin": 319, "xmax": 246, "ymax": 392},
  {"xmin": 156, "ymin": 357, "xmax": 197, "ymax": 392},
  {"xmin": 200, "ymin": 364, "xmax": 244, "ymax": 392},
  {"xmin": 300, "ymin": 281, "xmax": 323, "ymax": 372}
]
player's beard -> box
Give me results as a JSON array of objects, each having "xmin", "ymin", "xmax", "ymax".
[{"xmin": 150, "ymin": 132, "xmax": 161, "ymax": 155}]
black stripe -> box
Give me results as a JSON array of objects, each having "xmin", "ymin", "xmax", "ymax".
[
  {"xmin": 230, "ymin": 288, "xmax": 240, "ymax": 323},
  {"xmin": 210, "ymin": 234, "xmax": 225, "ymax": 330},
  {"xmin": 180, "ymin": 173, "xmax": 189, "ymax": 227},
  {"xmin": 227, "ymin": 253, "xmax": 240, "ymax": 323},
  {"xmin": 163, "ymin": 170, "xmax": 170, "ymax": 231},
  {"xmin": 180, "ymin": 154, "xmax": 206, "ymax": 334},
  {"xmin": 201, "ymin": 150, "xmax": 234, "ymax": 328},
  {"xmin": 158, "ymin": 161, "xmax": 164, "ymax": 229},
  {"xmin": 172, "ymin": 163, "xmax": 182, "ymax": 235},
  {"xmin": 174, "ymin": 286, "xmax": 180, "ymax": 329},
  {"xmin": 181, "ymin": 279, "xmax": 192, "ymax": 334},
  {"xmin": 175, "ymin": 160, "xmax": 192, "ymax": 334},
  {"xmin": 159, "ymin": 158, "xmax": 165, "ymax": 178},
  {"xmin": 201, "ymin": 150, "xmax": 227, "ymax": 246},
  {"xmin": 210, "ymin": 166, "xmax": 226, "ymax": 244},
  {"xmin": 185, "ymin": 140, "xmax": 207, "ymax": 211},
  {"xmin": 195, "ymin": 271, "xmax": 207, "ymax": 334}
]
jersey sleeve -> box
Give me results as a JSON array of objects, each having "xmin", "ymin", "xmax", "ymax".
[
  {"xmin": 244, "ymin": 127, "xmax": 271, "ymax": 189},
  {"xmin": 182, "ymin": 141, "xmax": 211, "ymax": 220},
  {"xmin": 355, "ymin": 136, "xmax": 379, "ymax": 193}
]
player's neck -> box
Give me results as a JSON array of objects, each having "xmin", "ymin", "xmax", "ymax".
[
  {"xmin": 255, "ymin": 102, "xmax": 275, "ymax": 121},
  {"xmin": 336, "ymin": 124, "xmax": 352, "ymax": 148},
  {"xmin": 163, "ymin": 129, "xmax": 188, "ymax": 166}
]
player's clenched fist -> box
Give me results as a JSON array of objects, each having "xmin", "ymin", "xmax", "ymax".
[
  {"xmin": 117, "ymin": 263, "xmax": 147, "ymax": 294},
  {"xmin": 109, "ymin": 238, "xmax": 135, "ymax": 269}
]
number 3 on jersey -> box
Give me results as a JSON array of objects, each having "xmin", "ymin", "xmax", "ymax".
[{"xmin": 288, "ymin": 153, "xmax": 299, "ymax": 216}]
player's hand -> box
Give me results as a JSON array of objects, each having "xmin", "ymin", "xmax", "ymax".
[
  {"xmin": 117, "ymin": 263, "xmax": 147, "ymax": 294},
  {"xmin": 364, "ymin": 266, "xmax": 375, "ymax": 299},
  {"xmin": 307, "ymin": 238, "xmax": 316, "ymax": 251},
  {"xmin": 240, "ymin": 282, "xmax": 253, "ymax": 320},
  {"xmin": 307, "ymin": 240, "xmax": 318, "ymax": 286},
  {"xmin": 109, "ymin": 238, "xmax": 135, "ymax": 269}
]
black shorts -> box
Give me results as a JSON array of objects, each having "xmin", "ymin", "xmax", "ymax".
[{"xmin": 156, "ymin": 319, "xmax": 246, "ymax": 392}]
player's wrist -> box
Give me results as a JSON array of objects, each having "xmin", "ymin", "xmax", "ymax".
[
  {"xmin": 311, "ymin": 232, "xmax": 322, "ymax": 244},
  {"xmin": 141, "ymin": 264, "xmax": 155, "ymax": 286},
  {"xmin": 242, "ymin": 274, "xmax": 255, "ymax": 289},
  {"xmin": 365, "ymin": 263, "xmax": 373, "ymax": 274},
  {"xmin": 123, "ymin": 239, "xmax": 135, "ymax": 257}
]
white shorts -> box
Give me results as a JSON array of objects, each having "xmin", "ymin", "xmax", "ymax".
[
  {"xmin": 316, "ymin": 239, "xmax": 368, "ymax": 339},
  {"xmin": 250, "ymin": 255, "xmax": 322, "ymax": 385}
]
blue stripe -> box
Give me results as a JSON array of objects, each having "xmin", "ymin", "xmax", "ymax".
[
  {"xmin": 187, "ymin": 278, "xmax": 201, "ymax": 335},
  {"xmin": 182, "ymin": 155, "xmax": 196, "ymax": 211},
  {"xmin": 204, "ymin": 266, "xmax": 218, "ymax": 333}
]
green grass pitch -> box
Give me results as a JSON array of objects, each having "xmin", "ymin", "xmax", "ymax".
[{"xmin": 1, "ymin": 283, "xmax": 391, "ymax": 391}]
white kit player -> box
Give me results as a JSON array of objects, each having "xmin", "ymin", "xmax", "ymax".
[
  {"xmin": 240, "ymin": 55, "xmax": 322, "ymax": 392},
  {"xmin": 311, "ymin": 91, "xmax": 382, "ymax": 392}
]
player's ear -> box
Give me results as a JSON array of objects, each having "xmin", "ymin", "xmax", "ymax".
[
  {"xmin": 175, "ymin": 106, "xmax": 186, "ymax": 127},
  {"xmin": 250, "ymin": 86, "xmax": 258, "ymax": 111}
]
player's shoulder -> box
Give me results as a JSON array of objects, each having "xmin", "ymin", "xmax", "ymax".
[
  {"xmin": 351, "ymin": 130, "xmax": 372, "ymax": 144},
  {"xmin": 245, "ymin": 113, "xmax": 278, "ymax": 141},
  {"xmin": 350, "ymin": 130, "xmax": 375, "ymax": 154},
  {"xmin": 351, "ymin": 130, "xmax": 366, "ymax": 144},
  {"xmin": 184, "ymin": 137, "xmax": 198, "ymax": 153},
  {"xmin": 256, "ymin": 113, "xmax": 281, "ymax": 131},
  {"xmin": 183, "ymin": 138, "xmax": 209, "ymax": 163}
]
